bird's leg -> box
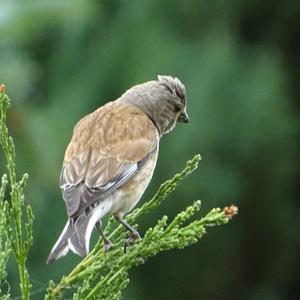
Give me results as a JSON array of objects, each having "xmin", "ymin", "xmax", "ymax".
[
  {"xmin": 95, "ymin": 221, "xmax": 113, "ymax": 252},
  {"xmin": 115, "ymin": 215, "xmax": 141, "ymax": 252}
]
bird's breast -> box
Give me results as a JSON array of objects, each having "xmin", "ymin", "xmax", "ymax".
[{"xmin": 110, "ymin": 147, "xmax": 159, "ymax": 216}]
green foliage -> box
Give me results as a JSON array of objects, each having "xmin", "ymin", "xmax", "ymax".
[
  {"xmin": 45, "ymin": 154, "xmax": 237, "ymax": 300},
  {"xmin": 0, "ymin": 86, "xmax": 34, "ymax": 300},
  {"xmin": 0, "ymin": 174, "xmax": 10, "ymax": 299},
  {"xmin": 0, "ymin": 87, "xmax": 237, "ymax": 299}
]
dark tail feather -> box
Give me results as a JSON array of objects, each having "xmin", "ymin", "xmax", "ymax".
[
  {"xmin": 47, "ymin": 220, "xmax": 73, "ymax": 264},
  {"xmin": 69, "ymin": 214, "xmax": 91, "ymax": 257},
  {"xmin": 47, "ymin": 214, "xmax": 93, "ymax": 264}
]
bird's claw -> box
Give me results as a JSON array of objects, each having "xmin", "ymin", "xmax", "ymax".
[
  {"xmin": 124, "ymin": 231, "xmax": 141, "ymax": 253},
  {"xmin": 103, "ymin": 240, "xmax": 113, "ymax": 253}
]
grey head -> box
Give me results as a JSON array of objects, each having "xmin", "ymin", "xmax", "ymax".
[{"xmin": 119, "ymin": 75, "xmax": 189, "ymax": 135}]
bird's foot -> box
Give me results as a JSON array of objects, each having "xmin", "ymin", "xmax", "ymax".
[
  {"xmin": 103, "ymin": 239, "xmax": 113, "ymax": 253},
  {"xmin": 95, "ymin": 220, "xmax": 113, "ymax": 253},
  {"xmin": 124, "ymin": 231, "xmax": 141, "ymax": 253}
]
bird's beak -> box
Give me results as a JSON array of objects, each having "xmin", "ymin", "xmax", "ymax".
[{"xmin": 178, "ymin": 110, "xmax": 190, "ymax": 123}]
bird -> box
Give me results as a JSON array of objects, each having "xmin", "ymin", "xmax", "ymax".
[{"xmin": 47, "ymin": 75, "xmax": 189, "ymax": 263}]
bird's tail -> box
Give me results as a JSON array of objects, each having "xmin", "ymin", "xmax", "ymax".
[{"xmin": 47, "ymin": 213, "xmax": 95, "ymax": 264}]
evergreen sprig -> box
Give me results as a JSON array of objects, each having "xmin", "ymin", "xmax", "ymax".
[
  {"xmin": 45, "ymin": 155, "xmax": 238, "ymax": 300},
  {"xmin": 0, "ymin": 173, "xmax": 10, "ymax": 299},
  {"xmin": 0, "ymin": 84, "xmax": 34, "ymax": 300}
]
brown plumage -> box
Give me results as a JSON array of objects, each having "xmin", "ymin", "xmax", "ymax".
[{"xmin": 47, "ymin": 75, "xmax": 189, "ymax": 263}]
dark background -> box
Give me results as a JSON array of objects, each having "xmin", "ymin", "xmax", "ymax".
[{"xmin": 0, "ymin": 1, "xmax": 299, "ymax": 299}]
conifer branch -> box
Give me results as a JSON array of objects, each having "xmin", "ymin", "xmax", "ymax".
[
  {"xmin": 45, "ymin": 155, "xmax": 238, "ymax": 300},
  {"xmin": 0, "ymin": 85, "xmax": 34, "ymax": 300}
]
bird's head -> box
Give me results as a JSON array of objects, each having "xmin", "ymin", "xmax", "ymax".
[{"xmin": 120, "ymin": 75, "xmax": 189, "ymax": 135}]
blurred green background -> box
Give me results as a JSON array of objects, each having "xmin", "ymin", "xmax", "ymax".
[{"xmin": 0, "ymin": 0, "xmax": 299, "ymax": 299}]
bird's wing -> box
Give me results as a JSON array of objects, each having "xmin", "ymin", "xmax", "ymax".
[{"xmin": 60, "ymin": 101, "xmax": 159, "ymax": 217}]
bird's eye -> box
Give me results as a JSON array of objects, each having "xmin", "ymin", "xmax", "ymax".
[{"xmin": 174, "ymin": 105, "xmax": 181, "ymax": 113}]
